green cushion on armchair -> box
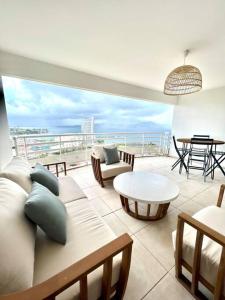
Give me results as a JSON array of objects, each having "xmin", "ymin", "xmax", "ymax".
[{"xmin": 103, "ymin": 147, "xmax": 120, "ymax": 165}]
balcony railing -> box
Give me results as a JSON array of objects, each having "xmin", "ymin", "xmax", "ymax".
[{"xmin": 12, "ymin": 131, "xmax": 171, "ymax": 168}]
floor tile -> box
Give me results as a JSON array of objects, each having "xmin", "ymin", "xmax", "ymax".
[
  {"xmin": 178, "ymin": 200, "xmax": 203, "ymax": 215},
  {"xmin": 115, "ymin": 208, "xmax": 149, "ymax": 234},
  {"xmin": 103, "ymin": 212, "xmax": 132, "ymax": 236},
  {"xmin": 143, "ymin": 273, "xmax": 194, "ymax": 300},
  {"xmin": 135, "ymin": 223, "xmax": 175, "ymax": 271},
  {"xmin": 124, "ymin": 236, "xmax": 167, "ymax": 300}
]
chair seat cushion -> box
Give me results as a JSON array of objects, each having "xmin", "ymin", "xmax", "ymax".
[
  {"xmin": 101, "ymin": 161, "xmax": 132, "ymax": 179},
  {"xmin": 0, "ymin": 178, "xmax": 36, "ymax": 295},
  {"xmin": 0, "ymin": 157, "xmax": 32, "ymax": 193},
  {"xmin": 172, "ymin": 205, "xmax": 225, "ymax": 288},
  {"xmin": 58, "ymin": 176, "xmax": 86, "ymax": 203},
  {"xmin": 33, "ymin": 197, "xmax": 121, "ymax": 300}
]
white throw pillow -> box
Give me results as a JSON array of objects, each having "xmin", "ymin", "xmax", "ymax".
[
  {"xmin": 0, "ymin": 178, "xmax": 36, "ymax": 295},
  {"xmin": 92, "ymin": 144, "xmax": 115, "ymax": 163},
  {"xmin": 0, "ymin": 157, "xmax": 32, "ymax": 192}
]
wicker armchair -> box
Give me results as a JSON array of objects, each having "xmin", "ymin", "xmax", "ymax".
[
  {"xmin": 91, "ymin": 149, "xmax": 135, "ymax": 187},
  {"xmin": 173, "ymin": 184, "xmax": 225, "ymax": 299}
]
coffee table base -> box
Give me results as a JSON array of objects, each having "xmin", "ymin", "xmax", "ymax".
[{"xmin": 120, "ymin": 195, "xmax": 170, "ymax": 221}]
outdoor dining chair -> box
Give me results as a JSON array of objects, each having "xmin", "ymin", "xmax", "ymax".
[
  {"xmin": 171, "ymin": 136, "xmax": 188, "ymax": 174},
  {"xmin": 187, "ymin": 138, "xmax": 214, "ymax": 181}
]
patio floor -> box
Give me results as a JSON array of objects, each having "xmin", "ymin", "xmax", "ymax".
[{"xmin": 68, "ymin": 156, "xmax": 225, "ymax": 300}]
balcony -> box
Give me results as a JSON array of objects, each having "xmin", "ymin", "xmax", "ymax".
[{"xmin": 12, "ymin": 131, "xmax": 171, "ymax": 168}]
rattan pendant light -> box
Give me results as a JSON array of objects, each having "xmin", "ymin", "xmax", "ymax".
[{"xmin": 164, "ymin": 50, "xmax": 202, "ymax": 95}]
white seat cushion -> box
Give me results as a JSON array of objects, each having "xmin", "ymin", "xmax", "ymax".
[
  {"xmin": 101, "ymin": 161, "xmax": 132, "ymax": 179},
  {"xmin": 33, "ymin": 197, "xmax": 121, "ymax": 300},
  {"xmin": 0, "ymin": 157, "xmax": 32, "ymax": 192},
  {"xmin": 92, "ymin": 144, "xmax": 115, "ymax": 163},
  {"xmin": 172, "ymin": 205, "xmax": 225, "ymax": 288},
  {"xmin": 58, "ymin": 176, "xmax": 86, "ymax": 203},
  {"xmin": 0, "ymin": 178, "xmax": 36, "ymax": 295}
]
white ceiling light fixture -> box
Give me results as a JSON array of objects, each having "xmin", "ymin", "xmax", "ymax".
[{"xmin": 164, "ymin": 50, "xmax": 202, "ymax": 95}]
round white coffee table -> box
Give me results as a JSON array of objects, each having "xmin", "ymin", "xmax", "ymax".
[{"xmin": 113, "ymin": 171, "xmax": 179, "ymax": 221}]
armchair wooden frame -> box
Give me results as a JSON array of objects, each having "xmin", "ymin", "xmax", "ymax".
[
  {"xmin": 175, "ymin": 184, "xmax": 225, "ymax": 300},
  {"xmin": 43, "ymin": 161, "xmax": 67, "ymax": 176},
  {"xmin": 0, "ymin": 233, "xmax": 133, "ymax": 300},
  {"xmin": 91, "ymin": 150, "xmax": 135, "ymax": 187}
]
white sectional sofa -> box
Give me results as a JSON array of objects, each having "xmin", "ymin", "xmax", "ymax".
[{"xmin": 0, "ymin": 157, "xmax": 133, "ymax": 300}]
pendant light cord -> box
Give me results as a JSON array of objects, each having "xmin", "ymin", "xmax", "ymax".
[{"xmin": 184, "ymin": 49, "xmax": 189, "ymax": 65}]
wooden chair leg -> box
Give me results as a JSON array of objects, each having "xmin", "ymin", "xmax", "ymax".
[{"xmin": 114, "ymin": 244, "xmax": 132, "ymax": 299}]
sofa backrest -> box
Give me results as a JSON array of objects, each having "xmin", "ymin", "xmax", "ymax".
[
  {"xmin": 0, "ymin": 178, "xmax": 36, "ymax": 295},
  {"xmin": 0, "ymin": 157, "xmax": 32, "ymax": 193}
]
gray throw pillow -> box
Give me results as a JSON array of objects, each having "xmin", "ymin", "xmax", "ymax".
[
  {"xmin": 30, "ymin": 163, "xmax": 59, "ymax": 196},
  {"xmin": 103, "ymin": 147, "xmax": 120, "ymax": 165},
  {"xmin": 25, "ymin": 182, "xmax": 67, "ymax": 244}
]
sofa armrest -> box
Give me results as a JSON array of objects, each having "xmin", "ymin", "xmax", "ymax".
[
  {"xmin": 118, "ymin": 150, "xmax": 135, "ymax": 170},
  {"xmin": 217, "ymin": 184, "xmax": 225, "ymax": 207},
  {"xmin": 43, "ymin": 161, "xmax": 67, "ymax": 177},
  {"xmin": 0, "ymin": 233, "xmax": 133, "ymax": 300},
  {"xmin": 175, "ymin": 212, "xmax": 225, "ymax": 298}
]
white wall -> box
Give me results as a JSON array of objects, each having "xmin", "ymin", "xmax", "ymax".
[
  {"xmin": 0, "ymin": 79, "xmax": 12, "ymax": 169},
  {"xmin": 0, "ymin": 50, "xmax": 177, "ymax": 105},
  {"xmin": 172, "ymin": 86, "xmax": 225, "ymax": 155}
]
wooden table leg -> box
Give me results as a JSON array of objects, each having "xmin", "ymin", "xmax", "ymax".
[{"xmin": 119, "ymin": 195, "xmax": 171, "ymax": 221}]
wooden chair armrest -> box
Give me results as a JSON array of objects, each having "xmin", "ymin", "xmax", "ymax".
[
  {"xmin": 118, "ymin": 150, "xmax": 135, "ymax": 170},
  {"xmin": 43, "ymin": 161, "xmax": 67, "ymax": 176},
  {"xmin": 91, "ymin": 154, "xmax": 101, "ymax": 161},
  {"xmin": 217, "ymin": 184, "xmax": 225, "ymax": 207},
  {"xmin": 0, "ymin": 234, "xmax": 133, "ymax": 300},
  {"xmin": 177, "ymin": 212, "xmax": 225, "ymax": 247}
]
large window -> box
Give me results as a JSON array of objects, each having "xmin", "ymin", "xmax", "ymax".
[{"xmin": 2, "ymin": 76, "xmax": 174, "ymax": 166}]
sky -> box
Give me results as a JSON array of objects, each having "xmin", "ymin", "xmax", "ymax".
[{"xmin": 2, "ymin": 76, "xmax": 174, "ymax": 133}]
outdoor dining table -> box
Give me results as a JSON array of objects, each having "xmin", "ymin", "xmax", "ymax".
[{"xmin": 177, "ymin": 138, "xmax": 225, "ymax": 177}]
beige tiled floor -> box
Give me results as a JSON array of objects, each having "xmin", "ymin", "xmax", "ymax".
[{"xmin": 68, "ymin": 156, "xmax": 225, "ymax": 300}]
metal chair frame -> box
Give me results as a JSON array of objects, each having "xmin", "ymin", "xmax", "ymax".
[
  {"xmin": 187, "ymin": 138, "xmax": 214, "ymax": 181},
  {"xmin": 171, "ymin": 136, "xmax": 189, "ymax": 174}
]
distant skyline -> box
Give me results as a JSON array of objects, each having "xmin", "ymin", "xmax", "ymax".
[{"xmin": 2, "ymin": 76, "xmax": 174, "ymax": 133}]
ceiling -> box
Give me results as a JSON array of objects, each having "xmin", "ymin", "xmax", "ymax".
[{"xmin": 0, "ymin": 0, "xmax": 225, "ymax": 92}]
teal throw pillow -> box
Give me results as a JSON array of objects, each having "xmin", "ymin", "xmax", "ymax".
[
  {"xmin": 30, "ymin": 163, "xmax": 59, "ymax": 195},
  {"xmin": 25, "ymin": 182, "xmax": 67, "ymax": 244},
  {"xmin": 103, "ymin": 147, "xmax": 120, "ymax": 165}
]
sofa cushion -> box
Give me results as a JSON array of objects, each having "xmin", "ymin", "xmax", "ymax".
[
  {"xmin": 25, "ymin": 182, "xmax": 67, "ymax": 244},
  {"xmin": 0, "ymin": 178, "xmax": 36, "ymax": 295},
  {"xmin": 33, "ymin": 197, "xmax": 121, "ymax": 300},
  {"xmin": 58, "ymin": 176, "xmax": 86, "ymax": 203},
  {"xmin": 101, "ymin": 161, "xmax": 132, "ymax": 179},
  {"xmin": 103, "ymin": 147, "xmax": 120, "ymax": 165},
  {"xmin": 0, "ymin": 156, "xmax": 32, "ymax": 193},
  {"xmin": 31, "ymin": 163, "xmax": 59, "ymax": 196},
  {"xmin": 172, "ymin": 205, "xmax": 225, "ymax": 288},
  {"xmin": 92, "ymin": 144, "xmax": 115, "ymax": 163}
]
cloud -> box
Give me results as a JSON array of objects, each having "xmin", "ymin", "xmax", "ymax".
[
  {"xmin": 140, "ymin": 107, "xmax": 174, "ymax": 126},
  {"xmin": 2, "ymin": 76, "xmax": 174, "ymax": 132}
]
